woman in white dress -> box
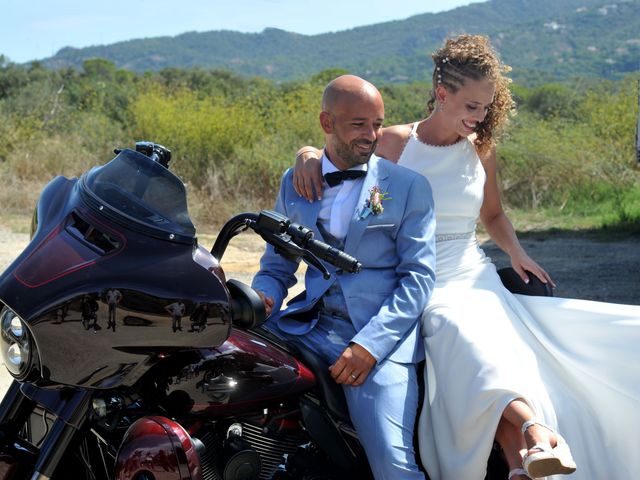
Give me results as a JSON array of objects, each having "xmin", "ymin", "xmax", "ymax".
[{"xmin": 292, "ymin": 35, "xmax": 640, "ymax": 480}]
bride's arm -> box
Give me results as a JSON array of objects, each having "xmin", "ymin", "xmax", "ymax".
[
  {"xmin": 479, "ymin": 146, "xmax": 556, "ymax": 287},
  {"xmin": 292, "ymin": 124, "xmax": 412, "ymax": 201},
  {"xmin": 293, "ymin": 146, "xmax": 324, "ymax": 201}
]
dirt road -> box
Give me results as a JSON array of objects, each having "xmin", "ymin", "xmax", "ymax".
[{"xmin": 0, "ymin": 224, "xmax": 638, "ymax": 397}]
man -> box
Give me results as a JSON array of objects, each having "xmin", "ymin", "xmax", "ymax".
[{"xmin": 252, "ymin": 75, "xmax": 436, "ymax": 479}]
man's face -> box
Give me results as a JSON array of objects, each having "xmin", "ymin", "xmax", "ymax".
[{"xmin": 322, "ymin": 92, "xmax": 384, "ymax": 170}]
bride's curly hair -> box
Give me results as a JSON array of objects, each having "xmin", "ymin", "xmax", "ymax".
[{"xmin": 427, "ymin": 34, "xmax": 515, "ymax": 157}]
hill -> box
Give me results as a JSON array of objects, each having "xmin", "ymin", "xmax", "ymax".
[{"xmin": 35, "ymin": 0, "xmax": 640, "ymax": 84}]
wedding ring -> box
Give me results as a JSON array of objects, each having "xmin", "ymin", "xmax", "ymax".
[{"xmin": 350, "ymin": 374, "xmax": 357, "ymax": 380}]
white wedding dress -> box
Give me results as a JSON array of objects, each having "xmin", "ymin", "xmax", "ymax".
[{"xmin": 398, "ymin": 124, "xmax": 640, "ymax": 480}]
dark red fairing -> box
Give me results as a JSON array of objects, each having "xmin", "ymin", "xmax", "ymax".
[{"xmin": 115, "ymin": 416, "xmax": 202, "ymax": 480}]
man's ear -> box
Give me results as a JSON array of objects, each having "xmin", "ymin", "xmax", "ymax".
[{"xmin": 320, "ymin": 111, "xmax": 333, "ymax": 134}]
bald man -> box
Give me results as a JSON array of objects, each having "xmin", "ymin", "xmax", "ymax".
[{"xmin": 253, "ymin": 75, "xmax": 436, "ymax": 478}]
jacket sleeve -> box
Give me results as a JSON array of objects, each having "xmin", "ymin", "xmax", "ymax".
[
  {"xmin": 251, "ymin": 169, "xmax": 301, "ymax": 315},
  {"xmin": 350, "ymin": 173, "xmax": 436, "ymax": 362}
]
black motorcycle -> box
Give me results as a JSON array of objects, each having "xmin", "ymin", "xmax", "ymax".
[{"xmin": 0, "ymin": 142, "xmax": 551, "ymax": 480}]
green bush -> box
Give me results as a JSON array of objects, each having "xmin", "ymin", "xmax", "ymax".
[{"xmin": 0, "ymin": 60, "xmax": 637, "ymax": 230}]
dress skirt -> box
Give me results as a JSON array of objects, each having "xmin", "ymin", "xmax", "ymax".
[{"xmin": 418, "ymin": 237, "xmax": 640, "ymax": 480}]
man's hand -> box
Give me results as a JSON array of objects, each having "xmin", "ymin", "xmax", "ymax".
[
  {"xmin": 329, "ymin": 343, "xmax": 377, "ymax": 386},
  {"xmin": 256, "ymin": 290, "xmax": 275, "ymax": 317}
]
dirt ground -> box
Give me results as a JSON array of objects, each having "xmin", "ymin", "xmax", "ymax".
[{"xmin": 0, "ymin": 223, "xmax": 638, "ymax": 397}]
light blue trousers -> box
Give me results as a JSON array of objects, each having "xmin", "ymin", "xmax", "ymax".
[{"xmin": 268, "ymin": 313, "xmax": 425, "ymax": 480}]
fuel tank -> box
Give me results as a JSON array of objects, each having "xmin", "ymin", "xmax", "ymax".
[{"xmin": 160, "ymin": 329, "xmax": 316, "ymax": 417}]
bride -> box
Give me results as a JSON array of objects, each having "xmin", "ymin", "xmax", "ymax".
[{"xmin": 292, "ymin": 34, "xmax": 640, "ymax": 480}]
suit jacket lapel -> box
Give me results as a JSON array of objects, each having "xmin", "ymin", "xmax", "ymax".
[{"xmin": 344, "ymin": 156, "xmax": 389, "ymax": 255}]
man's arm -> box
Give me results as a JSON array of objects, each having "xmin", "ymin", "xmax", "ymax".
[
  {"xmin": 334, "ymin": 174, "xmax": 436, "ymax": 383},
  {"xmin": 251, "ymin": 170, "xmax": 301, "ymax": 315}
]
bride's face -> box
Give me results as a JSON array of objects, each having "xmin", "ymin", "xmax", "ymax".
[{"xmin": 439, "ymin": 78, "xmax": 495, "ymax": 137}]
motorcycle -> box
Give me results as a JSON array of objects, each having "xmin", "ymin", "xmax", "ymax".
[{"xmin": 0, "ymin": 142, "xmax": 551, "ymax": 480}]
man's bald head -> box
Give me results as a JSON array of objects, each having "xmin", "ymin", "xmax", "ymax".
[
  {"xmin": 319, "ymin": 75, "xmax": 384, "ymax": 170},
  {"xmin": 322, "ymin": 75, "xmax": 383, "ymax": 114}
]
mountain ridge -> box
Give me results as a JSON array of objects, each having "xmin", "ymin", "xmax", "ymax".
[{"xmin": 40, "ymin": 0, "xmax": 640, "ymax": 84}]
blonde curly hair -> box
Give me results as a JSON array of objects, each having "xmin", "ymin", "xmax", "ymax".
[{"xmin": 427, "ymin": 34, "xmax": 515, "ymax": 157}]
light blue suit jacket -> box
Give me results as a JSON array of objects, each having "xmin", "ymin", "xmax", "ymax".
[{"xmin": 252, "ymin": 155, "xmax": 436, "ymax": 363}]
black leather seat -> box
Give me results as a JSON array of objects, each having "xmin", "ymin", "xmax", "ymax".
[
  {"xmin": 289, "ymin": 344, "xmax": 351, "ymax": 423},
  {"xmin": 497, "ymin": 267, "xmax": 554, "ymax": 297}
]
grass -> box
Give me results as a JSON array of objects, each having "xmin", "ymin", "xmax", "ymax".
[
  {"xmin": 0, "ymin": 214, "xmax": 32, "ymax": 234},
  {"xmin": 2, "ymin": 165, "xmax": 638, "ymax": 242},
  {"xmin": 503, "ymin": 206, "xmax": 640, "ymax": 241}
]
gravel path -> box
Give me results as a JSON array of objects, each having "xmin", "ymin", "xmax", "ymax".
[{"xmin": 482, "ymin": 232, "xmax": 640, "ymax": 305}]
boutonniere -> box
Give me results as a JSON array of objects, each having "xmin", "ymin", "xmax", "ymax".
[{"xmin": 360, "ymin": 186, "xmax": 391, "ymax": 219}]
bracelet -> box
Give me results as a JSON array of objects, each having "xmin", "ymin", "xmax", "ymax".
[{"xmin": 296, "ymin": 147, "xmax": 316, "ymax": 158}]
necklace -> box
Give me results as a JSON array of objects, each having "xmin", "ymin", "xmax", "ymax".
[{"xmin": 415, "ymin": 118, "xmax": 463, "ymax": 148}]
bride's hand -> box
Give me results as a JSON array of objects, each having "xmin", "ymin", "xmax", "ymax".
[
  {"xmin": 293, "ymin": 148, "xmax": 323, "ymax": 201},
  {"xmin": 510, "ymin": 251, "xmax": 556, "ymax": 288}
]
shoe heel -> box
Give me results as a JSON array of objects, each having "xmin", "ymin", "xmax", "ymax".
[{"xmin": 553, "ymin": 441, "xmax": 577, "ymax": 471}]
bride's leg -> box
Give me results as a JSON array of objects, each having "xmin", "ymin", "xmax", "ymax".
[
  {"xmin": 500, "ymin": 399, "xmax": 577, "ymax": 477},
  {"xmin": 501, "ymin": 399, "xmax": 556, "ymax": 452},
  {"xmin": 495, "ymin": 416, "xmax": 528, "ymax": 478}
]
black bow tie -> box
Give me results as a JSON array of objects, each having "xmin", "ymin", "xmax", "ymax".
[{"xmin": 324, "ymin": 169, "xmax": 366, "ymax": 187}]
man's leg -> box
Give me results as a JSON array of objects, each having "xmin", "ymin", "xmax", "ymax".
[
  {"xmin": 343, "ymin": 359, "xmax": 424, "ymax": 480},
  {"xmin": 265, "ymin": 315, "xmax": 423, "ymax": 479}
]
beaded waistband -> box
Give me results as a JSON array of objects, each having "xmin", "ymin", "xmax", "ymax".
[{"xmin": 435, "ymin": 231, "xmax": 475, "ymax": 243}]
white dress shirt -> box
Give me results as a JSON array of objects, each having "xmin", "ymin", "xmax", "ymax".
[{"xmin": 318, "ymin": 153, "xmax": 367, "ymax": 241}]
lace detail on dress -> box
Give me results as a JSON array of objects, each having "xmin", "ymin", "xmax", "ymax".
[
  {"xmin": 411, "ymin": 121, "xmax": 466, "ymax": 149},
  {"xmin": 435, "ymin": 232, "xmax": 475, "ymax": 243}
]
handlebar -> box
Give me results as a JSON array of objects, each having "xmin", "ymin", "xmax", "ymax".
[
  {"xmin": 211, "ymin": 210, "xmax": 361, "ymax": 280},
  {"xmin": 284, "ymin": 222, "xmax": 361, "ymax": 274}
]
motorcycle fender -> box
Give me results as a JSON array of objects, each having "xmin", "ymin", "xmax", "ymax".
[{"xmin": 115, "ymin": 416, "xmax": 202, "ymax": 480}]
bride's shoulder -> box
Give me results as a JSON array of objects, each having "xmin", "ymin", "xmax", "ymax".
[
  {"xmin": 473, "ymin": 141, "xmax": 497, "ymax": 171},
  {"xmin": 378, "ymin": 123, "xmax": 415, "ymax": 162}
]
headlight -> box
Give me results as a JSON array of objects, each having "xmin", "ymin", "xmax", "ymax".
[{"xmin": 1, "ymin": 307, "xmax": 37, "ymax": 380}]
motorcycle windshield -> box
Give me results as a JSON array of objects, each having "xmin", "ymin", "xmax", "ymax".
[{"xmin": 81, "ymin": 149, "xmax": 195, "ymax": 241}]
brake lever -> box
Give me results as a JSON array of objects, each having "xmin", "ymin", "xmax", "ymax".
[
  {"xmin": 258, "ymin": 230, "xmax": 331, "ymax": 279},
  {"xmin": 301, "ymin": 250, "xmax": 331, "ymax": 280},
  {"xmin": 257, "ymin": 230, "xmax": 304, "ymax": 261}
]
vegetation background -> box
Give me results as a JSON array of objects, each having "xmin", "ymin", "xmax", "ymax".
[
  {"xmin": 0, "ymin": 0, "xmax": 639, "ymax": 237},
  {"xmin": 0, "ymin": 57, "xmax": 638, "ymax": 236}
]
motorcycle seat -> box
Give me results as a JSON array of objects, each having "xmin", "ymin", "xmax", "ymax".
[
  {"xmin": 497, "ymin": 267, "xmax": 554, "ymax": 297},
  {"xmin": 251, "ymin": 326, "xmax": 351, "ymax": 423},
  {"xmin": 290, "ymin": 345, "xmax": 352, "ymax": 424}
]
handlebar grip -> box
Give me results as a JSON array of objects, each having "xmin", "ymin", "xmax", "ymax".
[{"xmin": 306, "ymin": 238, "xmax": 361, "ymax": 273}]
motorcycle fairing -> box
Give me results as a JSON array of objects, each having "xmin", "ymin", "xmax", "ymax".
[{"xmin": 0, "ymin": 150, "xmax": 231, "ymax": 389}]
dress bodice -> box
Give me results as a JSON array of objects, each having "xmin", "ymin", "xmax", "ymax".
[{"xmin": 397, "ymin": 124, "xmax": 486, "ymax": 237}]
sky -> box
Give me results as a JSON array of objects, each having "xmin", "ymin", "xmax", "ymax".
[{"xmin": 1, "ymin": 0, "xmax": 484, "ymax": 63}]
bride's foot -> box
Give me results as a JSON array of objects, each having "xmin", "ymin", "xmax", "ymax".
[
  {"xmin": 521, "ymin": 419, "xmax": 577, "ymax": 478},
  {"xmin": 523, "ymin": 422, "xmax": 557, "ymax": 452}
]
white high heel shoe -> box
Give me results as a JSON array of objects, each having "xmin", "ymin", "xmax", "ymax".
[{"xmin": 521, "ymin": 419, "xmax": 577, "ymax": 478}]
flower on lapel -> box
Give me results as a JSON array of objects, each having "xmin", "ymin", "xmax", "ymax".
[{"xmin": 360, "ymin": 186, "xmax": 391, "ymax": 219}]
